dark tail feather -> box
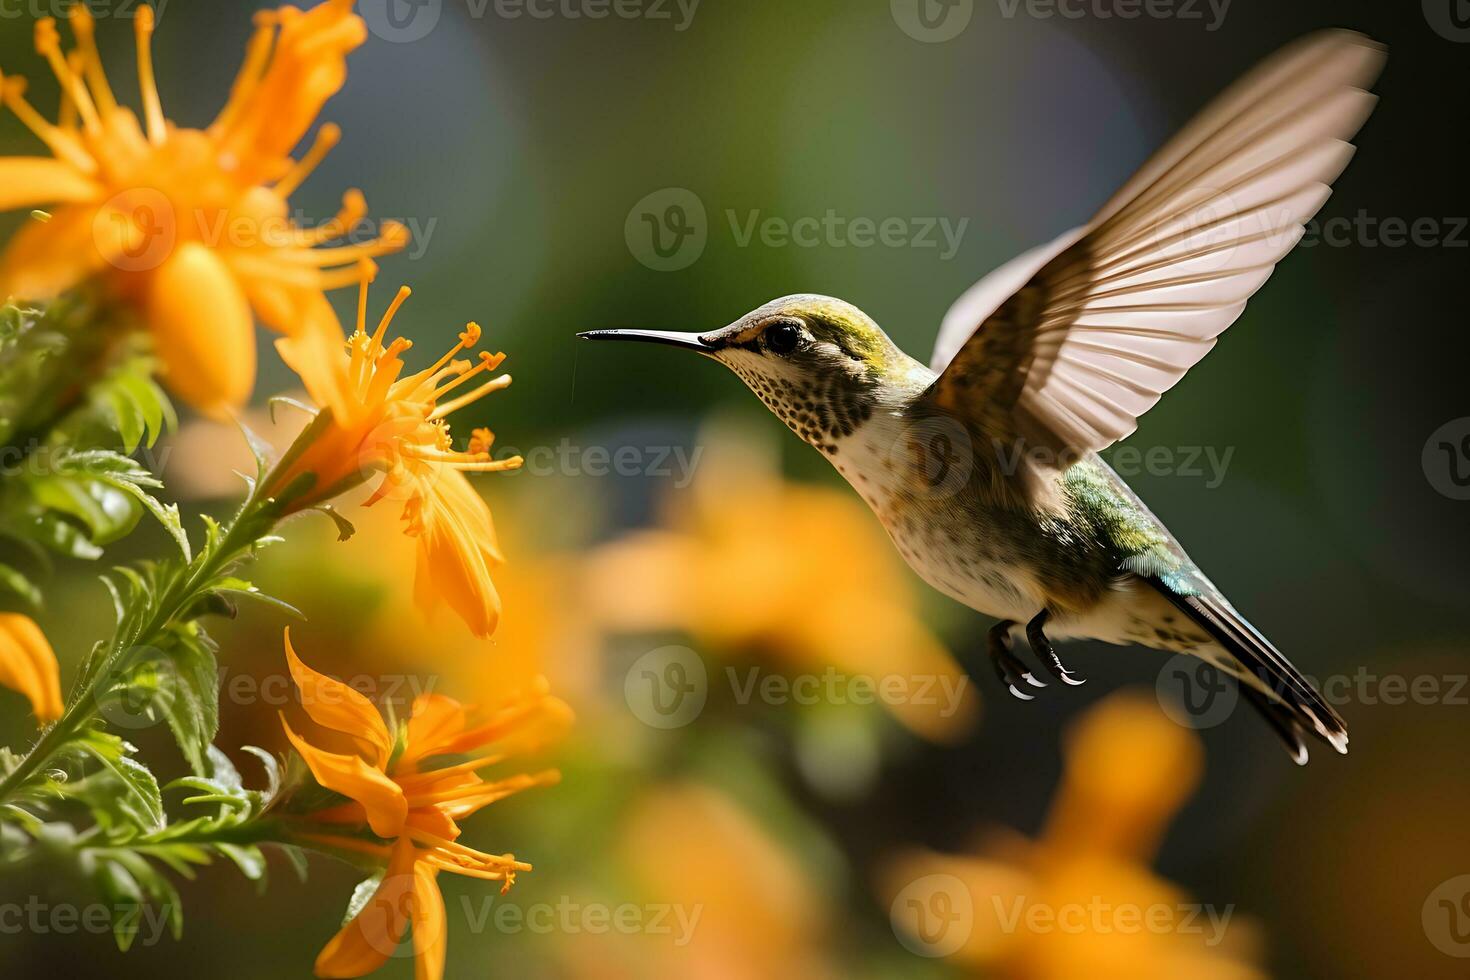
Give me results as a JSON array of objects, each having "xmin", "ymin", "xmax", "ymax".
[{"xmin": 1148, "ymin": 580, "xmax": 1348, "ymax": 763}]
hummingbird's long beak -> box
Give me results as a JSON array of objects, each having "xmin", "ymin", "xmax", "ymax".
[{"xmin": 576, "ymin": 329, "xmax": 716, "ymax": 355}]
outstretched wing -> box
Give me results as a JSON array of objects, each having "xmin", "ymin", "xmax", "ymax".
[{"xmin": 927, "ymin": 30, "xmax": 1385, "ymax": 468}]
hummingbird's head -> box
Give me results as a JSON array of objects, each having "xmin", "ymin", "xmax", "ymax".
[{"xmin": 581, "ymin": 295, "xmax": 929, "ymax": 453}]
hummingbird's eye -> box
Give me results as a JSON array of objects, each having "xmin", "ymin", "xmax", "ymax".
[{"xmin": 764, "ymin": 319, "xmax": 803, "ymax": 355}]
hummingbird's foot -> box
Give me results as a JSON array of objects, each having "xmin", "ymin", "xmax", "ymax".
[
  {"xmin": 988, "ymin": 620, "xmax": 1047, "ymax": 700},
  {"xmin": 1026, "ymin": 610, "xmax": 1086, "ymax": 686}
]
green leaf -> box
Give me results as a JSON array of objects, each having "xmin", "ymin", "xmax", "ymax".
[
  {"xmin": 208, "ymin": 576, "xmax": 305, "ymax": 620},
  {"xmin": 73, "ymin": 732, "xmax": 165, "ymax": 832},
  {"xmin": 241, "ymin": 746, "xmax": 281, "ymax": 800},
  {"xmin": 234, "ymin": 417, "xmax": 275, "ymax": 478},
  {"xmin": 39, "ymin": 449, "xmax": 191, "ymax": 560},
  {"xmin": 217, "ymin": 843, "xmax": 267, "ymax": 886},
  {"xmin": 104, "ymin": 629, "xmax": 220, "ymax": 776}
]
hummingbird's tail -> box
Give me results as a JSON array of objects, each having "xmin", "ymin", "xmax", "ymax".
[{"xmin": 1148, "ymin": 580, "xmax": 1349, "ymax": 764}]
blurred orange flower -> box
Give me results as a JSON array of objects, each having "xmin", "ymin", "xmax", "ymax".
[
  {"xmin": 0, "ymin": 612, "xmax": 62, "ymax": 725},
  {"xmin": 560, "ymin": 782, "xmax": 838, "ymax": 980},
  {"xmin": 278, "ymin": 631, "xmax": 569, "ymax": 980},
  {"xmin": 271, "ymin": 269, "xmax": 523, "ymax": 637},
  {"xmin": 0, "ymin": 2, "xmax": 405, "ymax": 414},
  {"xmin": 881, "ymin": 692, "xmax": 1266, "ymax": 980},
  {"xmin": 585, "ymin": 423, "xmax": 976, "ymax": 741}
]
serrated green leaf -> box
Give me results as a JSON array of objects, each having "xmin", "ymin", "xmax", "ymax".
[
  {"xmin": 107, "ymin": 631, "xmax": 219, "ymax": 776},
  {"xmin": 74, "ymin": 732, "xmax": 164, "ymax": 832},
  {"xmin": 204, "ymin": 745, "xmax": 242, "ymax": 790}
]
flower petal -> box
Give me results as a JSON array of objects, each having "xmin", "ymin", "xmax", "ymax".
[
  {"xmin": 411, "ymin": 470, "xmax": 502, "ymax": 638},
  {"xmin": 400, "ymin": 694, "xmax": 468, "ymax": 767},
  {"xmin": 0, "ymin": 203, "xmax": 106, "ymax": 301},
  {"xmin": 284, "ymin": 629, "xmax": 393, "ymax": 767},
  {"xmin": 146, "ymin": 241, "xmax": 256, "ymax": 416},
  {"xmin": 410, "ymin": 858, "xmax": 446, "ymax": 980},
  {"xmin": 0, "ymin": 158, "xmax": 101, "ymax": 212},
  {"xmin": 0, "ymin": 613, "xmax": 63, "ymax": 724},
  {"xmin": 282, "ymin": 716, "xmax": 407, "ymax": 838},
  {"xmin": 314, "ymin": 837, "xmax": 416, "ymax": 978}
]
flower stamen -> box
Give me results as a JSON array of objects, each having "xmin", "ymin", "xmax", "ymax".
[
  {"xmin": 208, "ymin": 13, "xmax": 277, "ymax": 140},
  {"xmin": 372, "ymin": 284, "xmax": 413, "ymax": 347},
  {"xmin": 133, "ymin": 5, "xmax": 165, "ymax": 144},
  {"xmin": 66, "ymin": 6, "xmax": 117, "ymax": 116},
  {"xmin": 34, "ymin": 18, "xmax": 101, "ymax": 135},
  {"xmin": 0, "ymin": 73, "xmax": 97, "ymax": 174},
  {"xmin": 275, "ymin": 122, "xmax": 341, "ymax": 199},
  {"xmin": 429, "ymin": 370, "xmax": 513, "ymax": 422}
]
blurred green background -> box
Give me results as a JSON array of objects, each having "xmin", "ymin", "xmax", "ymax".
[{"xmin": 3, "ymin": 0, "xmax": 1469, "ymax": 977}]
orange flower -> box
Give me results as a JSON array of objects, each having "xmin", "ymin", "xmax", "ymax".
[
  {"xmin": 0, "ymin": 3, "xmax": 406, "ymax": 414},
  {"xmin": 585, "ymin": 422, "xmax": 976, "ymax": 741},
  {"xmin": 277, "ymin": 631, "xmax": 568, "ymax": 980},
  {"xmin": 880, "ymin": 693, "xmax": 1265, "ymax": 980},
  {"xmin": 0, "ymin": 612, "xmax": 62, "ymax": 725},
  {"xmin": 271, "ymin": 267, "xmax": 524, "ymax": 638}
]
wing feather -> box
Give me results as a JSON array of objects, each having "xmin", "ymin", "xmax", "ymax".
[{"xmin": 927, "ymin": 31, "xmax": 1385, "ymax": 475}]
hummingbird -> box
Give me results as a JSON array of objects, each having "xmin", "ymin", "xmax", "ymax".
[{"xmin": 582, "ymin": 31, "xmax": 1384, "ymax": 762}]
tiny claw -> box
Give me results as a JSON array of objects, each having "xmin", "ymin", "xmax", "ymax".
[
  {"xmin": 1022, "ymin": 671, "xmax": 1048, "ymax": 689},
  {"xmin": 1006, "ymin": 684, "xmax": 1037, "ymax": 702},
  {"xmin": 1055, "ymin": 669, "xmax": 1086, "ymax": 687}
]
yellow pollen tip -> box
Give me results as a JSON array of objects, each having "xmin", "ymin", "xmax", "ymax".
[
  {"xmin": 460, "ymin": 322, "xmax": 482, "ymax": 347},
  {"xmin": 136, "ymin": 4, "xmax": 155, "ymax": 33},
  {"xmin": 381, "ymin": 221, "xmax": 410, "ymax": 248},
  {"xmin": 68, "ymin": 4, "xmax": 95, "ymax": 33},
  {"xmin": 34, "ymin": 18, "xmax": 60, "ymax": 55}
]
